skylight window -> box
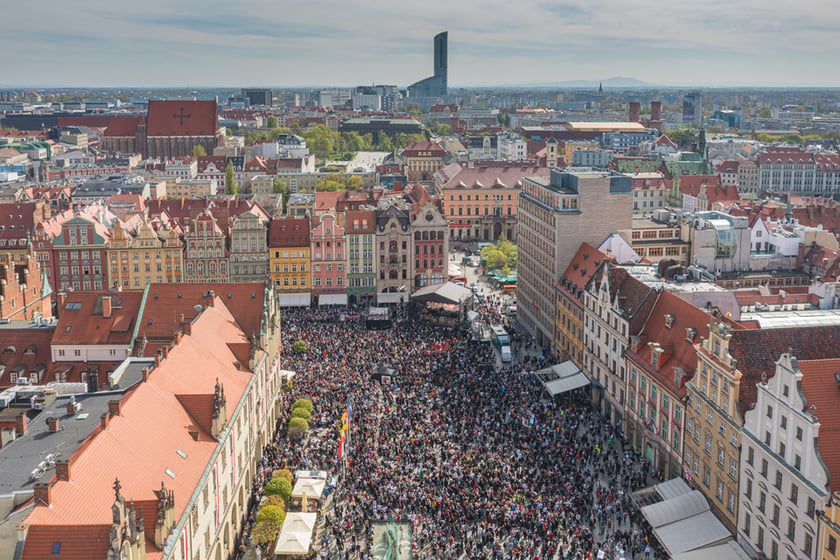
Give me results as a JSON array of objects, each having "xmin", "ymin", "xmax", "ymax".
[
  {"xmin": 165, "ymin": 468, "xmax": 176, "ymax": 479},
  {"xmin": 176, "ymin": 448, "xmax": 188, "ymax": 459}
]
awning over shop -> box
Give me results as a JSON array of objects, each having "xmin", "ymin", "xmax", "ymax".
[
  {"xmin": 318, "ymin": 294, "xmax": 348, "ymax": 306},
  {"xmin": 673, "ymin": 541, "xmax": 752, "ymax": 560},
  {"xmin": 411, "ymin": 282, "xmax": 471, "ymax": 305},
  {"xmin": 277, "ymin": 293, "xmax": 311, "ymax": 307},
  {"xmin": 636, "ymin": 478, "xmax": 735, "ymax": 555},
  {"xmin": 535, "ymin": 361, "xmax": 590, "ymax": 396}
]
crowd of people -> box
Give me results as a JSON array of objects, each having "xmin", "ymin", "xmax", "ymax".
[{"xmin": 241, "ymin": 305, "xmax": 670, "ymax": 559}]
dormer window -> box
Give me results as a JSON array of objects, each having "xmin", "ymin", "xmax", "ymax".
[
  {"xmin": 686, "ymin": 328, "xmax": 697, "ymax": 342},
  {"xmin": 652, "ymin": 352, "xmax": 660, "ymax": 369},
  {"xmin": 664, "ymin": 315, "xmax": 675, "ymax": 329}
]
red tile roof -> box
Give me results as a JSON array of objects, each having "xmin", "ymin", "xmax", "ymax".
[
  {"xmin": 23, "ymin": 301, "xmax": 254, "ymax": 558},
  {"xmin": 21, "ymin": 524, "xmax": 111, "ymax": 560},
  {"xmin": 145, "ymin": 100, "xmax": 218, "ymax": 137},
  {"xmin": 0, "ymin": 329, "xmax": 53, "ymax": 387},
  {"xmin": 269, "ymin": 217, "xmax": 310, "ymax": 247},
  {"xmin": 628, "ymin": 290, "xmax": 712, "ymax": 399},
  {"xmin": 678, "ymin": 175, "xmax": 721, "ymax": 197},
  {"xmin": 797, "ymin": 358, "xmax": 840, "ymax": 491},
  {"xmin": 729, "ymin": 326, "xmax": 840, "ymax": 420},
  {"xmin": 344, "ymin": 210, "xmax": 376, "ymax": 234},
  {"xmin": 104, "ymin": 116, "xmax": 144, "ymax": 137},
  {"xmin": 439, "ymin": 164, "xmax": 549, "ymax": 190},
  {"xmin": 314, "ymin": 192, "xmax": 342, "ymax": 213},
  {"xmin": 716, "ymin": 160, "xmax": 739, "ymax": 174},
  {"xmin": 136, "ymin": 283, "xmax": 267, "ymax": 348},
  {"xmin": 402, "ymin": 141, "xmax": 445, "ymax": 157},
  {"xmin": 759, "ymin": 147, "xmax": 815, "ymax": 166},
  {"xmin": 558, "ymin": 243, "xmax": 605, "ymax": 301},
  {"xmin": 52, "ymin": 292, "xmax": 144, "ymax": 346}
]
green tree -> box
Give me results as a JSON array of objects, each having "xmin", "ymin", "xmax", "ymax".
[
  {"xmin": 273, "ymin": 177, "xmax": 286, "ymax": 194},
  {"xmin": 266, "ymin": 115, "xmax": 278, "ymax": 128},
  {"xmin": 271, "ymin": 469, "xmax": 293, "ymax": 483},
  {"xmin": 288, "ymin": 417, "xmax": 309, "ymax": 431},
  {"xmin": 429, "ymin": 122, "xmax": 451, "ymax": 136},
  {"xmin": 291, "ymin": 407, "xmax": 312, "ymax": 422},
  {"xmin": 252, "ymin": 519, "xmax": 278, "ymax": 545},
  {"xmin": 191, "ymin": 144, "xmax": 206, "ymax": 158},
  {"xmin": 375, "ymin": 134, "xmax": 393, "ymax": 152},
  {"xmin": 225, "ymin": 128, "xmax": 233, "ymax": 137},
  {"xmin": 265, "ymin": 477, "xmax": 293, "ymax": 501},
  {"xmin": 315, "ymin": 173, "xmax": 345, "ymax": 192},
  {"xmin": 225, "ymin": 161, "xmax": 238, "ymax": 195},
  {"xmin": 257, "ymin": 504, "xmax": 287, "ymax": 526},
  {"xmin": 346, "ymin": 175, "xmax": 363, "ymax": 191},
  {"xmin": 758, "ymin": 107, "xmax": 772, "ymax": 118},
  {"xmin": 292, "ymin": 339, "xmax": 307, "ymax": 353},
  {"xmin": 264, "ymin": 494, "xmax": 287, "ymax": 509},
  {"xmin": 293, "ymin": 398, "xmax": 313, "ymax": 412}
]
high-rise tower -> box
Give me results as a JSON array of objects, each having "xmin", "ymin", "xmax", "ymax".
[{"xmin": 408, "ymin": 32, "xmax": 448, "ymax": 98}]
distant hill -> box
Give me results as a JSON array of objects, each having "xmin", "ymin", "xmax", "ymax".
[{"xmin": 469, "ymin": 76, "xmax": 653, "ymax": 89}]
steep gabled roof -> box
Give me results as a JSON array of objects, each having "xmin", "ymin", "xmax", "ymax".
[
  {"xmin": 22, "ymin": 301, "xmax": 253, "ymax": 559},
  {"xmin": 798, "ymin": 358, "xmax": 840, "ymax": 491},
  {"xmin": 268, "ymin": 217, "xmax": 310, "ymax": 247},
  {"xmin": 558, "ymin": 243, "xmax": 605, "ymax": 302},
  {"xmin": 629, "ymin": 290, "xmax": 712, "ymax": 398},
  {"xmin": 145, "ymin": 100, "xmax": 218, "ymax": 137},
  {"xmin": 729, "ymin": 325, "xmax": 840, "ymax": 420}
]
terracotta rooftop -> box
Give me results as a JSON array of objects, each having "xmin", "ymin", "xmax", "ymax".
[
  {"xmin": 0, "ymin": 328, "xmax": 54, "ymax": 388},
  {"xmin": 439, "ymin": 163, "xmax": 549, "ymax": 190},
  {"xmin": 402, "ymin": 141, "xmax": 445, "ymax": 157},
  {"xmin": 52, "ymin": 292, "xmax": 144, "ymax": 346},
  {"xmin": 145, "ymin": 100, "xmax": 218, "ymax": 137},
  {"xmin": 628, "ymin": 289, "xmax": 713, "ymax": 400},
  {"xmin": 22, "ymin": 301, "xmax": 253, "ymax": 559},
  {"xmin": 797, "ymin": 358, "xmax": 840, "ymax": 491},
  {"xmin": 104, "ymin": 116, "xmax": 144, "ymax": 137},
  {"xmin": 269, "ymin": 217, "xmax": 310, "ymax": 248},
  {"xmin": 729, "ymin": 325, "xmax": 840, "ymax": 420},
  {"xmin": 344, "ymin": 210, "xmax": 376, "ymax": 234},
  {"xmin": 558, "ymin": 243, "xmax": 606, "ymax": 301},
  {"xmin": 136, "ymin": 283, "xmax": 268, "ymax": 352}
]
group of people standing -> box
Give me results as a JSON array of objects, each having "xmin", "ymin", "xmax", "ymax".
[{"xmin": 240, "ymin": 306, "xmax": 669, "ymax": 559}]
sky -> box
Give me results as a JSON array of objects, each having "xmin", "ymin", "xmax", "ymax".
[{"xmin": 4, "ymin": 0, "xmax": 840, "ymax": 88}]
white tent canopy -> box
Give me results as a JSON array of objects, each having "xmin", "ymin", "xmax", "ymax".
[
  {"xmin": 318, "ymin": 294, "xmax": 348, "ymax": 306},
  {"xmin": 291, "ymin": 477, "xmax": 326, "ymax": 500},
  {"xmin": 638, "ymin": 480, "xmax": 735, "ymax": 555},
  {"xmin": 642, "ymin": 490, "xmax": 709, "ymax": 528},
  {"xmin": 278, "ymin": 293, "xmax": 311, "ymax": 307},
  {"xmin": 274, "ymin": 512, "xmax": 318, "ymax": 557},
  {"xmin": 377, "ymin": 292, "xmax": 407, "ymax": 304},
  {"xmin": 535, "ymin": 361, "xmax": 590, "ymax": 396}
]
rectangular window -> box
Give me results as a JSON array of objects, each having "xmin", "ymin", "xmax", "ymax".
[
  {"xmin": 743, "ymin": 512, "xmax": 751, "ymax": 537},
  {"xmin": 761, "ymin": 458, "xmax": 768, "ymax": 477},
  {"xmin": 767, "ymin": 405, "xmax": 773, "ymax": 418},
  {"xmin": 775, "ymin": 470, "xmax": 782, "ymax": 490},
  {"xmin": 790, "ymin": 483, "xmax": 798, "ymax": 505},
  {"xmin": 747, "ymin": 446, "xmax": 754, "ymax": 465},
  {"xmin": 745, "ymin": 478, "xmax": 752, "ymax": 500},
  {"xmin": 796, "ymin": 426, "xmax": 803, "ymax": 441},
  {"xmin": 807, "ymin": 497, "xmax": 816, "ymax": 519},
  {"xmin": 804, "ymin": 533, "xmax": 813, "ymax": 557}
]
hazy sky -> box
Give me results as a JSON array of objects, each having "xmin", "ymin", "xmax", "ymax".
[{"xmin": 4, "ymin": 0, "xmax": 840, "ymax": 88}]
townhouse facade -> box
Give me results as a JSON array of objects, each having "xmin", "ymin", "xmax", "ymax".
[
  {"xmin": 738, "ymin": 353, "xmax": 831, "ymax": 560},
  {"xmin": 582, "ymin": 262, "xmax": 657, "ymax": 432},
  {"xmin": 310, "ymin": 213, "xmax": 346, "ymax": 304},
  {"xmin": 183, "ymin": 211, "xmax": 229, "ymax": 283},
  {"xmin": 52, "ymin": 215, "xmax": 109, "ymax": 292},
  {"xmin": 345, "ymin": 210, "xmax": 377, "ymax": 306},
  {"xmin": 375, "ymin": 204, "xmax": 412, "ymax": 301},
  {"xmin": 229, "ymin": 210, "xmax": 269, "ymax": 283},
  {"xmin": 268, "ymin": 217, "xmax": 310, "ymax": 294},
  {"xmin": 624, "ymin": 289, "xmax": 710, "ymax": 479},
  {"xmin": 409, "ymin": 201, "xmax": 449, "ymax": 290}
]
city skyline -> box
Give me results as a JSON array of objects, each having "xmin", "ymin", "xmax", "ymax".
[{"xmin": 5, "ymin": 0, "xmax": 840, "ymax": 89}]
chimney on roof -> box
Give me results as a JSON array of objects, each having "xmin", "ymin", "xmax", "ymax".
[
  {"xmin": 15, "ymin": 412, "xmax": 27, "ymax": 436},
  {"xmin": 102, "ymin": 296, "xmax": 112, "ymax": 318},
  {"xmin": 142, "ymin": 367, "xmax": 150, "ymax": 382},
  {"xmin": 57, "ymin": 292, "xmax": 66, "ymax": 311},
  {"xmin": 100, "ymin": 412, "xmax": 110, "ymax": 430},
  {"xmin": 183, "ymin": 322, "xmax": 191, "ymax": 336},
  {"xmin": 108, "ymin": 400, "xmax": 121, "ymax": 418},
  {"xmin": 55, "ymin": 459, "xmax": 71, "ymax": 481},
  {"xmin": 34, "ymin": 482, "xmax": 51, "ymax": 506},
  {"xmin": 46, "ymin": 416, "xmax": 60, "ymax": 432}
]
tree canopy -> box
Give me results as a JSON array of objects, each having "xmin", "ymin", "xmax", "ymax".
[{"xmin": 480, "ymin": 237, "xmax": 518, "ymax": 271}]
